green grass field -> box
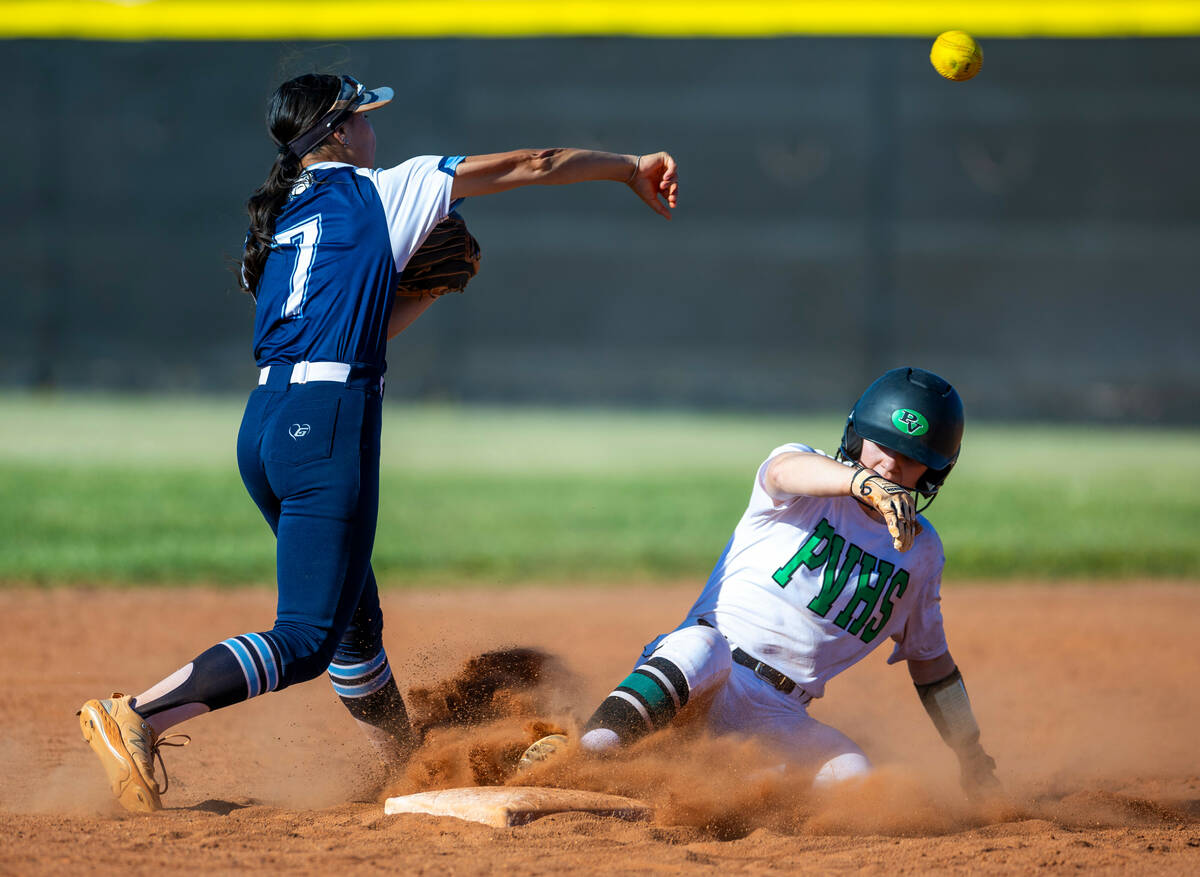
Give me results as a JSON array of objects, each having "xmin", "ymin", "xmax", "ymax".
[{"xmin": 2, "ymin": 393, "xmax": 1197, "ymax": 586}]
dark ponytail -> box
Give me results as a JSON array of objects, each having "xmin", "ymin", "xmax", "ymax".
[{"xmin": 240, "ymin": 74, "xmax": 343, "ymax": 296}]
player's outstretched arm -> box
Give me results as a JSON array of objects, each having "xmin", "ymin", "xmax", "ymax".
[
  {"xmin": 909, "ymin": 651, "xmax": 1001, "ymax": 801},
  {"xmin": 451, "ymin": 149, "xmax": 679, "ymax": 218}
]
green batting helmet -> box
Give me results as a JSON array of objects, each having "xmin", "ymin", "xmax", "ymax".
[{"xmin": 837, "ymin": 367, "xmax": 965, "ymax": 503}]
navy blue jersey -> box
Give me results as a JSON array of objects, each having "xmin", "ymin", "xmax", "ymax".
[{"xmin": 252, "ymin": 155, "xmax": 462, "ymax": 371}]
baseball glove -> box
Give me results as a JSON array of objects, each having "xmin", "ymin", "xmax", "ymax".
[{"xmin": 396, "ymin": 212, "xmax": 481, "ymax": 297}]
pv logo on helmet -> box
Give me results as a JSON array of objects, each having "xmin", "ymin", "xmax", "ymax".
[{"xmin": 891, "ymin": 409, "xmax": 929, "ymax": 436}]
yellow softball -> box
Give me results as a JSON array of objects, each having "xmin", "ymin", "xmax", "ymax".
[{"xmin": 930, "ymin": 31, "xmax": 983, "ymax": 82}]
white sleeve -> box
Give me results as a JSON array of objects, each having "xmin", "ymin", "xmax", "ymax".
[
  {"xmin": 357, "ymin": 154, "xmax": 463, "ymax": 272},
  {"xmin": 753, "ymin": 442, "xmax": 842, "ymax": 509},
  {"xmin": 887, "ymin": 555, "xmax": 950, "ymax": 664},
  {"xmin": 751, "ymin": 442, "xmax": 820, "ymax": 512}
]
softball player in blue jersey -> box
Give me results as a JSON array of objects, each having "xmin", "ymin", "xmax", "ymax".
[{"xmin": 78, "ymin": 72, "xmax": 680, "ymax": 813}]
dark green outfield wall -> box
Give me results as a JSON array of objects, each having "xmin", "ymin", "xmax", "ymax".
[{"xmin": 5, "ymin": 38, "xmax": 1199, "ymax": 421}]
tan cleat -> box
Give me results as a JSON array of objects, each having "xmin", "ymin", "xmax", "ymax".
[
  {"xmin": 517, "ymin": 734, "xmax": 569, "ymax": 772},
  {"xmin": 77, "ymin": 693, "xmax": 188, "ymax": 813}
]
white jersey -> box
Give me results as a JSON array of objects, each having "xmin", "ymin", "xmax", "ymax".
[{"xmin": 685, "ymin": 443, "xmax": 948, "ymax": 700}]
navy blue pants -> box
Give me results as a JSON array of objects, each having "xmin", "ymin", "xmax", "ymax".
[{"xmin": 234, "ymin": 371, "xmax": 385, "ymax": 689}]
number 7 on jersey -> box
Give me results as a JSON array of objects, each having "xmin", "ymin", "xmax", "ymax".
[{"xmin": 274, "ymin": 215, "xmax": 322, "ymax": 319}]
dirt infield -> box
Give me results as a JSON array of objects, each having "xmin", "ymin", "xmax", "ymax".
[{"xmin": 3, "ymin": 583, "xmax": 1199, "ymax": 874}]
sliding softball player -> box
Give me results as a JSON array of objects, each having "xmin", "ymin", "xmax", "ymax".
[{"xmin": 524, "ymin": 367, "xmax": 999, "ymax": 797}]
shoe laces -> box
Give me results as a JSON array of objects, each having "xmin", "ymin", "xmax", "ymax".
[{"xmin": 150, "ymin": 733, "xmax": 191, "ymax": 794}]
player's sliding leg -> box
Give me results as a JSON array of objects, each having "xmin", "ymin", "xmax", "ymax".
[
  {"xmin": 705, "ymin": 664, "xmax": 871, "ymax": 788},
  {"xmin": 327, "ymin": 567, "xmax": 417, "ymax": 772},
  {"xmin": 521, "ymin": 623, "xmax": 731, "ymax": 769},
  {"xmin": 782, "ymin": 717, "xmax": 871, "ymax": 788},
  {"xmin": 812, "ymin": 751, "xmax": 872, "ymax": 787},
  {"xmin": 580, "ymin": 624, "xmax": 731, "ymax": 751}
]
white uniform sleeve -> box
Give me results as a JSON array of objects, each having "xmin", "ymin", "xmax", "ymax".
[
  {"xmin": 753, "ymin": 443, "xmax": 842, "ymax": 509},
  {"xmin": 886, "ymin": 550, "xmax": 950, "ymax": 664},
  {"xmin": 357, "ymin": 154, "xmax": 463, "ymax": 272}
]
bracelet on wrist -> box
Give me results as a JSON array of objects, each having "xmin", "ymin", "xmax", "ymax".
[{"xmin": 627, "ymin": 155, "xmax": 641, "ymax": 183}]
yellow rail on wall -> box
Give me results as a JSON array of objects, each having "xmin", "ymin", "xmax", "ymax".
[{"xmin": 4, "ymin": 0, "xmax": 1199, "ymax": 40}]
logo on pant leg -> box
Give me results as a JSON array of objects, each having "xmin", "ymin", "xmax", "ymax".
[{"xmin": 289, "ymin": 423, "xmax": 311, "ymax": 440}]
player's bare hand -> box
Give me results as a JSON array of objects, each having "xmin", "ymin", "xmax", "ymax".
[
  {"xmin": 850, "ymin": 465, "xmax": 919, "ymax": 552},
  {"xmin": 627, "ymin": 151, "xmax": 678, "ymax": 219}
]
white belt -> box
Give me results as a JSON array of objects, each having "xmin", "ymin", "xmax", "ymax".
[{"xmin": 258, "ymin": 361, "xmax": 352, "ymax": 385}]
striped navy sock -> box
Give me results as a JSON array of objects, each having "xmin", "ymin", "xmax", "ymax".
[
  {"xmin": 133, "ymin": 632, "xmax": 283, "ymax": 722},
  {"xmin": 328, "ymin": 649, "xmax": 415, "ymax": 765},
  {"xmin": 220, "ymin": 633, "xmax": 283, "ymax": 699},
  {"xmin": 583, "ymin": 656, "xmax": 690, "ymax": 745}
]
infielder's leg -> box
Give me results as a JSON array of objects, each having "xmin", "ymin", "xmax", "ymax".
[
  {"xmin": 79, "ymin": 385, "xmax": 385, "ymax": 811},
  {"xmin": 126, "ymin": 499, "xmax": 380, "ymax": 732},
  {"xmin": 326, "ymin": 566, "xmax": 417, "ymax": 769},
  {"xmin": 126, "ymin": 385, "xmax": 381, "ymax": 728},
  {"xmin": 580, "ymin": 623, "xmax": 731, "ymax": 752}
]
